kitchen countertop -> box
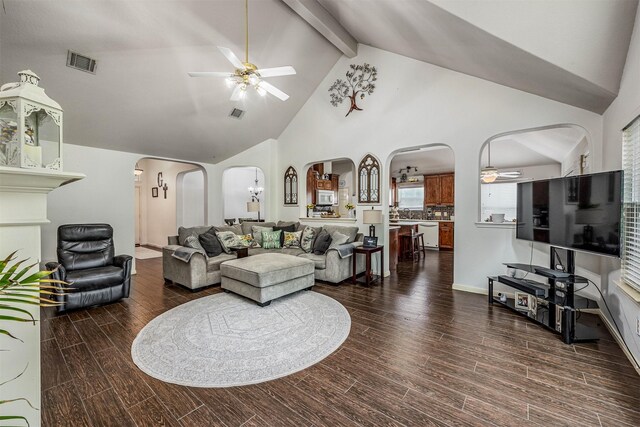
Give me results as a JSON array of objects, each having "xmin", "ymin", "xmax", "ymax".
[{"xmin": 389, "ymin": 225, "xmax": 401, "ymax": 230}]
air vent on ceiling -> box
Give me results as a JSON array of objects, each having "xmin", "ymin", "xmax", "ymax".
[
  {"xmin": 229, "ymin": 108, "xmax": 245, "ymax": 119},
  {"xmin": 66, "ymin": 50, "xmax": 97, "ymax": 74}
]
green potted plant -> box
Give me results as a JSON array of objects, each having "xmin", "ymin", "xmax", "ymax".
[
  {"xmin": 0, "ymin": 251, "xmax": 65, "ymax": 426},
  {"xmin": 306, "ymin": 203, "xmax": 315, "ymax": 218},
  {"xmin": 345, "ymin": 203, "xmax": 355, "ymax": 218}
]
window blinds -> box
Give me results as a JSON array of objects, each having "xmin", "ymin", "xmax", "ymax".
[{"xmin": 622, "ymin": 116, "xmax": 640, "ymax": 292}]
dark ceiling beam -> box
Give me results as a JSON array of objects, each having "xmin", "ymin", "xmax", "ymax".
[{"xmin": 281, "ymin": 0, "xmax": 358, "ymax": 58}]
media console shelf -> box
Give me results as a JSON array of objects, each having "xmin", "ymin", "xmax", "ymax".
[{"xmin": 488, "ymin": 261, "xmax": 599, "ymax": 344}]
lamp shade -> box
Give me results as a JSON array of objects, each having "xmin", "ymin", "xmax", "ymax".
[
  {"xmin": 363, "ymin": 209, "xmax": 383, "ymax": 224},
  {"xmin": 247, "ymin": 201, "xmax": 260, "ymax": 213}
]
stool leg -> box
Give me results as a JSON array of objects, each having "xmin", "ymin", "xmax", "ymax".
[{"xmin": 420, "ymin": 235, "xmax": 426, "ymax": 257}]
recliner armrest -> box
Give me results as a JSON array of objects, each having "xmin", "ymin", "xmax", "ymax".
[
  {"xmin": 113, "ymin": 255, "xmax": 133, "ymax": 269},
  {"xmin": 45, "ymin": 262, "xmax": 66, "ymax": 283}
]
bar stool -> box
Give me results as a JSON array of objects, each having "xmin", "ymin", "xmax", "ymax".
[{"xmin": 412, "ymin": 232, "xmax": 426, "ymax": 260}]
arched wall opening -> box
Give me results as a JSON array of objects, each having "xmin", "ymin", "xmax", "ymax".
[
  {"xmin": 302, "ymin": 158, "xmax": 356, "ymax": 218},
  {"xmin": 222, "ymin": 166, "xmax": 266, "ymax": 223},
  {"xmin": 478, "ymin": 124, "xmax": 591, "ymax": 223},
  {"xmin": 134, "ymin": 157, "xmax": 207, "ymax": 249}
]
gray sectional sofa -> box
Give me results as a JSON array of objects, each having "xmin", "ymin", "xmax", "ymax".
[{"xmin": 162, "ymin": 221, "xmax": 366, "ymax": 290}]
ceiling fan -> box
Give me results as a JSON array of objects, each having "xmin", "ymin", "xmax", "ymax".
[
  {"xmin": 480, "ymin": 142, "xmax": 522, "ymax": 183},
  {"xmin": 188, "ymin": 0, "xmax": 296, "ymax": 101}
]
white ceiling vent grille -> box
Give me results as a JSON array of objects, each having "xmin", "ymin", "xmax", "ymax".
[
  {"xmin": 229, "ymin": 108, "xmax": 245, "ymax": 119},
  {"xmin": 66, "ymin": 50, "xmax": 97, "ymax": 74}
]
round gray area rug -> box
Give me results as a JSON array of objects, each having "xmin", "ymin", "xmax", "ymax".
[{"xmin": 131, "ymin": 291, "xmax": 351, "ymax": 387}]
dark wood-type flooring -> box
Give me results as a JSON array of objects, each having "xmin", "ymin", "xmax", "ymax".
[{"xmin": 41, "ymin": 251, "xmax": 640, "ymax": 426}]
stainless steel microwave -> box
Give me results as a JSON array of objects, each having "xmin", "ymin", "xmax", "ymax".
[{"xmin": 316, "ymin": 190, "xmax": 335, "ymax": 205}]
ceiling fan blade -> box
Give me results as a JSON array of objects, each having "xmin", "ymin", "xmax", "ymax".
[
  {"xmin": 259, "ymin": 81, "xmax": 289, "ymax": 101},
  {"xmin": 255, "ymin": 66, "xmax": 296, "ymax": 77},
  {"xmin": 498, "ymin": 171, "xmax": 522, "ymax": 177},
  {"xmin": 218, "ymin": 46, "xmax": 245, "ymax": 69},
  {"xmin": 230, "ymin": 85, "xmax": 243, "ymax": 102},
  {"xmin": 188, "ymin": 71, "xmax": 233, "ymax": 78}
]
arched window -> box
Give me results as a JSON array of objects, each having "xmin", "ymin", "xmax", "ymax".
[
  {"xmin": 358, "ymin": 154, "xmax": 380, "ymax": 203},
  {"xmin": 284, "ymin": 166, "xmax": 298, "ymax": 205}
]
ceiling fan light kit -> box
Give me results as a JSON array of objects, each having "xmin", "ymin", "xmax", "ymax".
[
  {"xmin": 188, "ymin": 0, "xmax": 296, "ymax": 102},
  {"xmin": 480, "ymin": 141, "xmax": 523, "ymax": 183}
]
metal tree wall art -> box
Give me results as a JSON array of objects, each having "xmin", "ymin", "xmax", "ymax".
[{"xmin": 328, "ymin": 63, "xmax": 377, "ymax": 117}]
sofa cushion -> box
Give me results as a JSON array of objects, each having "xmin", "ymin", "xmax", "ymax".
[
  {"xmin": 66, "ymin": 265, "xmax": 124, "ymax": 292},
  {"xmin": 220, "ymin": 253, "xmax": 314, "ymax": 288},
  {"xmin": 214, "ymin": 224, "xmax": 243, "ymax": 235},
  {"xmin": 199, "ymin": 229, "xmax": 223, "ymax": 257},
  {"xmin": 262, "ymin": 230, "xmax": 282, "ymax": 249},
  {"xmin": 283, "ymin": 230, "xmax": 302, "ymax": 248},
  {"xmin": 313, "ymin": 230, "xmax": 332, "ymax": 255},
  {"xmin": 328, "ymin": 231, "xmax": 349, "ymax": 249},
  {"xmin": 300, "ymin": 226, "xmax": 321, "ymax": 253},
  {"xmin": 216, "ymin": 231, "xmax": 244, "ymax": 253},
  {"xmin": 298, "ymin": 253, "xmax": 327, "ymax": 269},
  {"xmin": 241, "ymin": 221, "xmax": 276, "ymax": 236},
  {"xmin": 177, "ymin": 226, "xmax": 211, "ymax": 246},
  {"xmin": 323, "ymin": 225, "xmax": 359, "ymax": 243},
  {"xmin": 277, "ymin": 220, "xmax": 300, "ymax": 230},
  {"xmin": 206, "ymin": 254, "xmax": 237, "ymax": 272},
  {"xmin": 251, "ymin": 225, "xmax": 273, "ymax": 246}
]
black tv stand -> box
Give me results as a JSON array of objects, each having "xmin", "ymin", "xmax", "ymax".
[{"xmin": 488, "ymin": 247, "xmax": 599, "ymax": 344}]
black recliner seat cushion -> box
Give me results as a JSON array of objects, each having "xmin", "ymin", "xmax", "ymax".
[{"xmin": 65, "ymin": 265, "xmax": 125, "ymax": 292}]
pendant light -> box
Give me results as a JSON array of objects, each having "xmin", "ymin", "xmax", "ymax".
[{"xmin": 480, "ymin": 142, "xmax": 498, "ymax": 183}]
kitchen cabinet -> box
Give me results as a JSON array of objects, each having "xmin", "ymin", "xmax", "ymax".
[
  {"xmin": 307, "ymin": 168, "xmax": 317, "ymax": 205},
  {"xmin": 316, "ymin": 179, "xmax": 332, "ymax": 190},
  {"xmin": 424, "ymin": 173, "xmax": 454, "ymax": 206},
  {"xmin": 439, "ymin": 222, "xmax": 454, "ymax": 250}
]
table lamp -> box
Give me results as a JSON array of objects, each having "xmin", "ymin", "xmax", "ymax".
[
  {"xmin": 247, "ymin": 201, "xmax": 261, "ymax": 222},
  {"xmin": 363, "ymin": 208, "xmax": 382, "ymax": 237}
]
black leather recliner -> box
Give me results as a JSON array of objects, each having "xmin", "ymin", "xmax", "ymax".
[{"xmin": 46, "ymin": 224, "xmax": 132, "ymax": 313}]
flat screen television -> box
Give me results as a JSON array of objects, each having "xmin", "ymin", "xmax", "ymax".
[{"xmin": 516, "ymin": 170, "xmax": 622, "ymax": 257}]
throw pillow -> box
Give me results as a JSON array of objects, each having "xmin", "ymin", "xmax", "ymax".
[
  {"xmin": 215, "ymin": 231, "xmax": 243, "ymax": 253},
  {"xmin": 183, "ymin": 235, "xmax": 206, "ymax": 256},
  {"xmin": 312, "ymin": 230, "xmax": 332, "ymax": 255},
  {"xmin": 283, "ymin": 230, "xmax": 303, "ymax": 248},
  {"xmin": 273, "ymin": 224, "xmax": 296, "ymax": 246},
  {"xmin": 262, "ymin": 230, "xmax": 282, "ymax": 249},
  {"xmin": 328, "ymin": 231, "xmax": 349, "ymax": 250},
  {"xmin": 251, "ymin": 225, "xmax": 273, "ymax": 246},
  {"xmin": 198, "ymin": 229, "xmax": 223, "ymax": 257},
  {"xmin": 300, "ymin": 226, "xmax": 319, "ymax": 253},
  {"xmin": 238, "ymin": 234, "xmax": 260, "ymax": 248}
]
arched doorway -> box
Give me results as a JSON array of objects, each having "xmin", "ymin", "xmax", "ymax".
[{"xmin": 222, "ymin": 167, "xmax": 265, "ymax": 224}]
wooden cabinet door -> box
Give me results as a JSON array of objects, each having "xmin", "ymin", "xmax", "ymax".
[
  {"xmin": 307, "ymin": 168, "xmax": 316, "ymax": 205},
  {"xmin": 331, "ymin": 175, "xmax": 339, "ymax": 205},
  {"xmin": 439, "ymin": 222, "xmax": 454, "ymax": 249},
  {"xmin": 440, "ymin": 174, "xmax": 455, "ymax": 205},
  {"xmin": 425, "ymin": 175, "xmax": 441, "ymax": 205},
  {"xmin": 389, "ymin": 228, "xmax": 399, "ymax": 271}
]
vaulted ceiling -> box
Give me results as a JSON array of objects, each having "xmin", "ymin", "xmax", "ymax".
[{"xmin": 1, "ymin": 0, "xmax": 637, "ymax": 163}]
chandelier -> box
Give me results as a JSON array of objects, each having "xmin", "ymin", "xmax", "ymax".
[{"xmin": 248, "ymin": 168, "xmax": 263, "ymax": 201}]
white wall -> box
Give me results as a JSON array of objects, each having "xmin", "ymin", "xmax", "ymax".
[
  {"xmin": 178, "ymin": 169, "xmax": 206, "ymax": 228},
  {"xmin": 600, "ymin": 5, "xmax": 640, "ymax": 366},
  {"xmin": 222, "ymin": 167, "xmax": 266, "ymax": 222},
  {"xmin": 137, "ymin": 158, "xmax": 201, "ymax": 248},
  {"xmin": 274, "ymin": 45, "xmax": 602, "ymax": 286},
  {"xmin": 561, "ymin": 136, "xmax": 590, "ymax": 176}
]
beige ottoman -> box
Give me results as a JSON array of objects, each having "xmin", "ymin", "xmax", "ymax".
[{"xmin": 220, "ymin": 253, "xmax": 315, "ymax": 306}]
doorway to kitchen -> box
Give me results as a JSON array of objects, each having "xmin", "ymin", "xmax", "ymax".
[{"xmin": 388, "ymin": 145, "xmax": 456, "ymax": 275}]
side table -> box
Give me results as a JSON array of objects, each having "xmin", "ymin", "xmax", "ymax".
[
  {"xmin": 228, "ymin": 246, "xmax": 249, "ymax": 258},
  {"xmin": 352, "ymin": 245, "xmax": 384, "ymax": 286}
]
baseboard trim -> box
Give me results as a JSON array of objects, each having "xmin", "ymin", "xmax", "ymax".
[
  {"xmin": 453, "ymin": 283, "xmax": 640, "ymax": 374},
  {"xmin": 452, "ymin": 283, "xmax": 487, "ymax": 295}
]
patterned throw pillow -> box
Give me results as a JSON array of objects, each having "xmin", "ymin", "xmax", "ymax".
[
  {"xmin": 215, "ymin": 231, "xmax": 243, "ymax": 253},
  {"xmin": 184, "ymin": 235, "xmax": 206, "ymax": 256},
  {"xmin": 238, "ymin": 234, "xmax": 260, "ymax": 248},
  {"xmin": 251, "ymin": 225, "xmax": 273, "ymax": 246},
  {"xmin": 262, "ymin": 230, "xmax": 282, "ymax": 249},
  {"xmin": 283, "ymin": 230, "xmax": 303, "ymax": 248},
  {"xmin": 300, "ymin": 226, "xmax": 318, "ymax": 253}
]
